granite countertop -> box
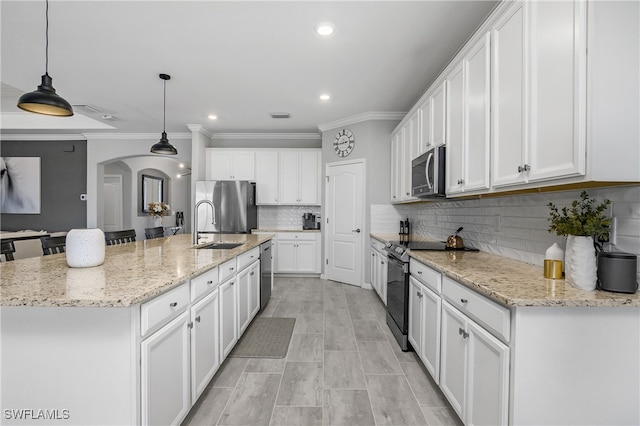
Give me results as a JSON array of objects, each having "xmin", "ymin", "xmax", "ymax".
[
  {"xmin": 0, "ymin": 233, "xmax": 274, "ymax": 308},
  {"xmin": 370, "ymin": 233, "xmax": 639, "ymax": 308}
]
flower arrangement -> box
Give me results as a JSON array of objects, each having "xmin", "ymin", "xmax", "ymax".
[
  {"xmin": 547, "ymin": 191, "xmax": 611, "ymax": 240},
  {"xmin": 148, "ymin": 201, "xmax": 170, "ymax": 218}
]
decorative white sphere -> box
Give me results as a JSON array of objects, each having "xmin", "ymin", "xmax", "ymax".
[{"xmin": 66, "ymin": 228, "xmax": 106, "ymax": 268}]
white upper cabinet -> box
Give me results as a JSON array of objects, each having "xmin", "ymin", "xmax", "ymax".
[
  {"xmin": 206, "ymin": 150, "xmax": 255, "ymax": 181},
  {"xmin": 491, "ymin": 0, "xmax": 586, "ymax": 188},
  {"xmin": 402, "ymin": 113, "xmax": 419, "ymax": 202},
  {"xmin": 255, "ymin": 151, "xmax": 279, "ymax": 205},
  {"xmin": 418, "ymin": 97, "xmax": 432, "ymax": 155},
  {"xmin": 390, "ymin": 132, "xmax": 402, "ymax": 203},
  {"xmin": 431, "ymin": 82, "xmax": 447, "ymax": 148},
  {"xmin": 279, "ymin": 150, "xmax": 321, "ymax": 205},
  {"xmin": 447, "ymin": 32, "xmax": 491, "ymax": 196}
]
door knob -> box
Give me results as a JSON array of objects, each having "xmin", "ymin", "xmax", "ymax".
[{"xmin": 352, "ymin": 229, "xmax": 361, "ymax": 233}]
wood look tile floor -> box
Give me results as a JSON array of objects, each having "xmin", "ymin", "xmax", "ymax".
[{"xmin": 182, "ymin": 277, "xmax": 461, "ymax": 426}]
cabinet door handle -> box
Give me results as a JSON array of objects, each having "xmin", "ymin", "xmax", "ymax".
[
  {"xmin": 517, "ymin": 165, "xmax": 523, "ymax": 173},
  {"xmin": 460, "ymin": 298, "xmax": 468, "ymax": 304},
  {"xmin": 230, "ymin": 267, "xmax": 235, "ymax": 271},
  {"xmin": 459, "ymin": 327, "xmax": 469, "ymax": 339},
  {"xmin": 188, "ymin": 322, "xmax": 194, "ymax": 329},
  {"xmin": 230, "ymin": 281, "xmax": 235, "ymax": 286},
  {"xmin": 207, "ymin": 280, "xmax": 213, "ymax": 285},
  {"xmin": 352, "ymin": 229, "xmax": 361, "ymax": 233},
  {"xmin": 169, "ymin": 302, "xmax": 178, "ymax": 307},
  {"xmin": 417, "ymin": 291, "xmax": 423, "ymax": 298},
  {"xmin": 417, "ymin": 271, "xmax": 422, "ymax": 275},
  {"xmin": 195, "ymin": 316, "xmax": 201, "ymax": 323},
  {"xmin": 250, "ymin": 271, "xmax": 255, "ymax": 276}
]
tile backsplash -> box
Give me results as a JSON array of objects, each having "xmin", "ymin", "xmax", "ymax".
[
  {"xmin": 258, "ymin": 205, "xmax": 321, "ymax": 229},
  {"xmin": 372, "ymin": 185, "xmax": 640, "ymax": 272}
]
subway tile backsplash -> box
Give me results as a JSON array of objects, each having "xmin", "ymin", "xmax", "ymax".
[
  {"xmin": 372, "ymin": 186, "xmax": 640, "ymax": 271},
  {"xmin": 258, "ymin": 205, "xmax": 321, "ymax": 229}
]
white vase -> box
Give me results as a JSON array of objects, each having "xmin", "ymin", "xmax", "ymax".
[
  {"xmin": 567, "ymin": 235, "xmax": 597, "ymax": 291},
  {"xmin": 150, "ymin": 216, "xmax": 162, "ymax": 228},
  {"xmin": 66, "ymin": 228, "xmax": 106, "ymax": 268},
  {"xmin": 564, "ymin": 235, "xmax": 575, "ymax": 282}
]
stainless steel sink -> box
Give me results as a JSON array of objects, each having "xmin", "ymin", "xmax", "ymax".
[{"xmin": 197, "ymin": 242, "xmax": 243, "ymax": 250}]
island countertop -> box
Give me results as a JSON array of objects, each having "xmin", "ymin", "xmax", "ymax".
[
  {"xmin": 0, "ymin": 233, "xmax": 274, "ymax": 308},
  {"xmin": 370, "ymin": 233, "xmax": 639, "ymax": 308}
]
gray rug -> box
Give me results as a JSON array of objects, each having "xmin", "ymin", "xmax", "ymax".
[{"xmin": 229, "ymin": 317, "xmax": 296, "ymax": 359}]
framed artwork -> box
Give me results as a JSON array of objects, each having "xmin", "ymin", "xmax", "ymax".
[{"xmin": 0, "ymin": 157, "xmax": 41, "ymax": 214}]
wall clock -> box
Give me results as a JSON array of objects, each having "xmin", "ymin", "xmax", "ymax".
[{"xmin": 333, "ymin": 129, "xmax": 355, "ymax": 157}]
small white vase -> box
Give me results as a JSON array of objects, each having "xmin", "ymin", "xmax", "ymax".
[
  {"xmin": 568, "ymin": 235, "xmax": 597, "ymax": 291},
  {"xmin": 66, "ymin": 228, "xmax": 106, "ymax": 268}
]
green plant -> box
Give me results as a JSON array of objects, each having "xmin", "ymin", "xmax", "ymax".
[{"xmin": 547, "ymin": 191, "xmax": 611, "ymax": 240}]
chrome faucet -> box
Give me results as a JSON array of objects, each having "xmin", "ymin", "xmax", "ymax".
[{"xmin": 193, "ymin": 199, "xmax": 216, "ymax": 244}]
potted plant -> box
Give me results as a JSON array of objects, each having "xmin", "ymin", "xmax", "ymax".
[{"xmin": 547, "ymin": 191, "xmax": 611, "ymax": 290}]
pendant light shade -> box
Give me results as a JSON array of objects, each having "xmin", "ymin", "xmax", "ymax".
[
  {"xmin": 151, "ymin": 73, "xmax": 178, "ymax": 155},
  {"xmin": 17, "ymin": 0, "xmax": 73, "ymax": 117}
]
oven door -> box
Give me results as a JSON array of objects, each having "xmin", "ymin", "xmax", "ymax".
[{"xmin": 386, "ymin": 254, "xmax": 409, "ymax": 334}]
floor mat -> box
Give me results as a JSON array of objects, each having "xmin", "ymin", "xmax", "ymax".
[{"xmin": 229, "ymin": 317, "xmax": 296, "ymax": 358}]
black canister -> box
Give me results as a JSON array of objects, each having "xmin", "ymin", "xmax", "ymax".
[{"xmin": 597, "ymin": 252, "xmax": 639, "ymax": 294}]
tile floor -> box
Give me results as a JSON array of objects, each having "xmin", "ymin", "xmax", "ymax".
[{"xmin": 182, "ymin": 277, "xmax": 461, "ymax": 426}]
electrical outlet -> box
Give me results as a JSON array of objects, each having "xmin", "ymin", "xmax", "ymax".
[{"xmin": 493, "ymin": 215, "xmax": 501, "ymax": 232}]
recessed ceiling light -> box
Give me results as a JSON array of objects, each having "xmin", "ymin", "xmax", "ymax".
[
  {"xmin": 320, "ymin": 94, "xmax": 331, "ymax": 101},
  {"xmin": 316, "ymin": 23, "xmax": 334, "ymax": 36},
  {"xmin": 208, "ymin": 114, "xmax": 218, "ymax": 120}
]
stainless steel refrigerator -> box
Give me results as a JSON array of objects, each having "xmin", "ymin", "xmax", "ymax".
[{"xmin": 195, "ymin": 181, "xmax": 257, "ymax": 234}]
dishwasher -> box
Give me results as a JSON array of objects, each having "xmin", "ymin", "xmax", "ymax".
[{"xmin": 259, "ymin": 241, "xmax": 272, "ymax": 310}]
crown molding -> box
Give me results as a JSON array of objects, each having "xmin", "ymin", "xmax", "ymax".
[
  {"xmin": 317, "ymin": 111, "xmax": 406, "ymax": 133},
  {"xmin": 186, "ymin": 124, "xmax": 214, "ymax": 139},
  {"xmin": 82, "ymin": 132, "xmax": 192, "ymax": 140},
  {"xmin": 211, "ymin": 133, "xmax": 321, "ymax": 140},
  {"xmin": 0, "ymin": 133, "xmax": 87, "ymax": 141}
]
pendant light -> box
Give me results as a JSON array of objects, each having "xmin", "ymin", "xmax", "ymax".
[
  {"xmin": 17, "ymin": 0, "xmax": 73, "ymax": 117},
  {"xmin": 150, "ymin": 73, "xmax": 178, "ymax": 155}
]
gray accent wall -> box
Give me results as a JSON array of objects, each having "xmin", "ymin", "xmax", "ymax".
[{"xmin": 1, "ymin": 140, "xmax": 87, "ymax": 232}]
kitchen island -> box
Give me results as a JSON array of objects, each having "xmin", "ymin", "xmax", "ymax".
[
  {"xmin": 371, "ymin": 233, "xmax": 639, "ymax": 425},
  {"xmin": 1, "ymin": 233, "xmax": 273, "ymax": 425}
]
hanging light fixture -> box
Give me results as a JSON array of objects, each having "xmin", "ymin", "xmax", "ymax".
[
  {"xmin": 17, "ymin": 0, "xmax": 73, "ymax": 116},
  {"xmin": 150, "ymin": 73, "xmax": 178, "ymax": 155}
]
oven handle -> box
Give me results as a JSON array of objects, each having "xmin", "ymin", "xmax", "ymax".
[{"xmin": 386, "ymin": 254, "xmax": 409, "ymax": 274}]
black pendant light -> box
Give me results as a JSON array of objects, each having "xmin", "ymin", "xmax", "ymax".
[
  {"xmin": 150, "ymin": 73, "xmax": 178, "ymax": 155},
  {"xmin": 17, "ymin": 0, "xmax": 73, "ymax": 117}
]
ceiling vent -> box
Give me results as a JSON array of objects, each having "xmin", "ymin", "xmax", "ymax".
[{"xmin": 270, "ymin": 112, "xmax": 290, "ymax": 119}]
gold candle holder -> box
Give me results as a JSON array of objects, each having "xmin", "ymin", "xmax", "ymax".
[{"xmin": 544, "ymin": 259, "xmax": 563, "ymax": 279}]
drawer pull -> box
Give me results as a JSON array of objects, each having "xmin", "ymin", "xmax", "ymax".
[
  {"xmin": 250, "ymin": 272, "xmax": 255, "ymax": 276},
  {"xmin": 459, "ymin": 327, "xmax": 469, "ymax": 339},
  {"xmin": 417, "ymin": 291, "xmax": 423, "ymax": 298},
  {"xmin": 417, "ymin": 271, "xmax": 423, "ymax": 275},
  {"xmin": 188, "ymin": 322, "xmax": 193, "ymax": 329},
  {"xmin": 169, "ymin": 302, "xmax": 178, "ymax": 307},
  {"xmin": 460, "ymin": 298, "xmax": 468, "ymax": 304},
  {"xmin": 230, "ymin": 267, "xmax": 235, "ymax": 271},
  {"xmin": 207, "ymin": 280, "xmax": 214, "ymax": 285},
  {"xmin": 195, "ymin": 316, "xmax": 201, "ymax": 323},
  {"xmin": 230, "ymin": 281, "xmax": 235, "ymax": 286}
]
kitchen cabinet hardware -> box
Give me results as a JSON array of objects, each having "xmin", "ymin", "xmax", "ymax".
[
  {"xmin": 207, "ymin": 280, "xmax": 213, "ymax": 285},
  {"xmin": 195, "ymin": 316, "xmax": 201, "ymax": 323},
  {"xmin": 417, "ymin": 270, "xmax": 423, "ymax": 275},
  {"xmin": 352, "ymin": 228, "xmax": 361, "ymax": 233},
  {"xmin": 230, "ymin": 267, "xmax": 234, "ymax": 271},
  {"xmin": 460, "ymin": 298, "xmax": 468, "ymax": 304},
  {"xmin": 417, "ymin": 291, "xmax": 423, "ymax": 298},
  {"xmin": 459, "ymin": 327, "xmax": 469, "ymax": 339},
  {"xmin": 230, "ymin": 281, "xmax": 234, "ymax": 285},
  {"xmin": 170, "ymin": 302, "xmax": 178, "ymax": 307},
  {"xmin": 188, "ymin": 322, "xmax": 194, "ymax": 329},
  {"xmin": 250, "ymin": 271, "xmax": 254, "ymax": 276}
]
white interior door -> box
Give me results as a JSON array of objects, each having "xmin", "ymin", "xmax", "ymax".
[
  {"xmin": 325, "ymin": 159, "xmax": 365, "ymax": 286},
  {"xmin": 103, "ymin": 175, "xmax": 123, "ymax": 232}
]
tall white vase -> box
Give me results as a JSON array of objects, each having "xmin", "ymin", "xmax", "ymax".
[
  {"xmin": 66, "ymin": 228, "xmax": 106, "ymax": 268},
  {"xmin": 567, "ymin": 235, "xmax": 597, "ymax": 291},
  {"xmin": 564, "ymin": 235, "xmax": 575, "ymax": 282}
]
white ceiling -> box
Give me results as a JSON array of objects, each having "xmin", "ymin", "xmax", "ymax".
[{"xmin": 0, "ymin": 0, "xmax": 498, "ymax": 136}]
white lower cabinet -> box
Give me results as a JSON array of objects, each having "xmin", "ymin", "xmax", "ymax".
[
  {"xmin": 369, "ymin": 239, "xmax": 387, "ymax": 305},
  {"xmin": 141, "ymin": 310, "xmax": 191, "ymax": 426},
  {"xmin": 237, "ymin": 259, "xmax": 260, "ymax": 335},
  {"xmin": 219, "ymin": 276, "xmax": 238, "ymax": 361},
  {"xmin": 190, "ymin": 289, "xmax": 220, "ymax": 402},
  {"xmin": 275, "ymin": 232, "xmax": 320, "ymax": 274},
  {"xmin": 410, "ymin": 258, "xmax": 509, "ymax": 426},
  {"xmin": 440, "ymin": 300, "xmax": 509, "ymax": 426}
]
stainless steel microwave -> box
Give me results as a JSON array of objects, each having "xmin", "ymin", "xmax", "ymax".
[{"xmin": 412, "ymin": 145, "xmax": 446, "ymax": 198}]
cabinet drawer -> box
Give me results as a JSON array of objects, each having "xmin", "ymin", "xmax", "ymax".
[
  {"xmin": 190, "ymin": 267, "xmax": 219, "ymax": 302},
  {"xmin": 237, "ymin": 247, "xmax": 259, "ymax": 272},
  {"xmin": 141, "ymin": 282, "xmax": 190, "ymax": 336},
  {"xmin": 442, "ymin": 276, "xmax": 511, "ymax": 342},
  {"xmin": 277, "ymin": 232, "xmax": 317, "ymax": 241},
  {"xmin": 370, "ymin": 238, "xmax": 385, "ymax": 252},
  {"xmin": 218, "ymin": 258, "xmax": 237, "ymax": 283},
  {"xmin": 410, "ymin": 259, "xmax": 442, "ymax": 294}
]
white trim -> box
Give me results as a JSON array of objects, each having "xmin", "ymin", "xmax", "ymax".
[
  {"xmin": 83, "ymin": 132, "xmax": 192, "ymax": 140},
  {"xmin": 210, "ymin": 133, "xmax": 321, "ymax": 140},
  {"xmin": 317, "ymin": 111, "xmax": 406, "ymax": 132},
  {"xmin": 0, "ymin": 133, "xmax": 87, "ymax": 141}
]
